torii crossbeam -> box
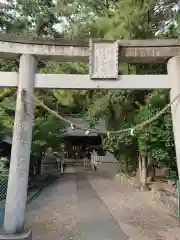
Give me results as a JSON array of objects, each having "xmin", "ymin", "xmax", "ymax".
[{"xmin": 0, "ymin": 35, "xmax": 179, "ymax": 240}]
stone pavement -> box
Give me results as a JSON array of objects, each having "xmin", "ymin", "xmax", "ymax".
[
  {"xmin": 26, "ymin": 173, "xmax": 179, "ymax": 240},
  {"xmin": 76, "ymin": 173, "xmax": 128, "ymax": 240}
]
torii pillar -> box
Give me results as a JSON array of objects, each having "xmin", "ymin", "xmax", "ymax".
[
  {"xmin": 167, "ymin": 57, "xmax": 180, "ymax": 179},
  {"xmin": 0, "ymin": 54, "xmax": 36, "ymax": 240}
]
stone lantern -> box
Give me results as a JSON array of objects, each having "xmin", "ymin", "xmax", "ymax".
[{"xmin": 41, "ymin": 147, "xmax": 58, "ymax": 175}]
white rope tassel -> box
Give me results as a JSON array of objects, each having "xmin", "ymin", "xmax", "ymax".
[
  {"xmin": 85, "ymin": 130, "xmax": 90, "ymax": 135},
  {"xmin": 130, "ymin": 128, "xmax": 134, "ymax": 136},
  {"xmin": 71, "ymin": 123, "xmax": 74, "ymax": 130}
]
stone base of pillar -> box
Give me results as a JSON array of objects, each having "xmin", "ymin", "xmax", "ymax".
[{"xmin": 0, "ymin": 229, "xmax": 31, "ymax": 240}]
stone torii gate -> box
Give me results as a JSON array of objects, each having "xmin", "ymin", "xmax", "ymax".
[{"xmin": 0, "ymin": 35, "xmax": 180, "ymax": 239}]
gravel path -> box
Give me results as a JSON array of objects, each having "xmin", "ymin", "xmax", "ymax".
[
  {"xmin": 27, "ymin": 174, "xmax": 80, "ymax": 240},
  {"xmin": 88, "ymin": 173, "xmax": 179, "ymax": 239},
  {"xmin": 26, "ymin": 173, "xmax": 180, "ymax": 240}
]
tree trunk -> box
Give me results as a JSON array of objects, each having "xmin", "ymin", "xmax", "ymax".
[
  {"xmin": 36, "ymin": 157, "xmax": 42, "ymax": 176},
  {"xmin": 147, "ymin": 155, "xmax": 155, "ymax": 181},
  {"xmin": 139, "ymin": 154, "xmax": 148, "ymax": 190},
  {"xmin": 124, "ymin": 157, "xmax": 128, "ymax": 174},
  {"xmin": 139, "ymin": 155, "xmax": 142, "ymax": 180},
  {"xmin": 35, "ymin": 151, "xmax": 44, "ymax": 176},
  {"xmin": 131, "ymin": 155, "xmax": 138, "ymax": 177},
  {"xmin": 120, "ymin": 155, "xmax": 128, "ymax": 174}
]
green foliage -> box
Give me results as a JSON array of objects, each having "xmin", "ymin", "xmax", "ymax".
[
  {"xmin": 0, "ymin": 0, "xmax": 179, "ymax": 175},
  {"xmin": 0, "ymin": 157, "xmax": 9, "ymax": 172},
  {"xmin": 136, "ymin": 90, "xmax": 175, "ymax": 167},
  {"xmin": 0, "ymin": 104, "xmax": 14, "ymax": 136},
  {"xmin": 32, "ymin": 115, "xmax": 66, "ymax": 152}
]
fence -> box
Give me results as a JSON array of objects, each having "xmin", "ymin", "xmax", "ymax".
[
  {"xmin": 90, "ymin": 153, "xmax": 119, "ymax": 177},
  {"xmin": 0, "ymin": 175, "xmax": 8, "ymax": 230}
]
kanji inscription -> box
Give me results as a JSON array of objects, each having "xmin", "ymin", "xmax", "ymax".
[{"xmin": 89, "ymin": 41, "xmax": 119, "ymax": 79}]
